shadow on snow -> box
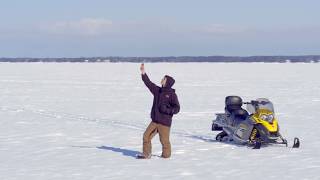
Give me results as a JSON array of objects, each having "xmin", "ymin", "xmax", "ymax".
[
  {"xmin": 96, "ymin": 146, "xmax": 140, "ymax": 158},
  {"xmin": 71, "ymin": 145, "xmax": 140, "ymax": 158}
]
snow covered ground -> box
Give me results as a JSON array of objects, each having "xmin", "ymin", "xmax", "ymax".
[{"xmin": 0, "ymin": 63, "xmax": 319, "ymax": 180}]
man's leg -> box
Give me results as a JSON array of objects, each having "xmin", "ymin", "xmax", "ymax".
[
  {"xmin": 157, "ymin": 124, "xmax": 171, "ymax": 158},
  {"xmin": 142, "ymin": 122, "xmax": 158, "ymax": 158}
]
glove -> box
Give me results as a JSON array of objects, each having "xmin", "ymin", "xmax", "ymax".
[{"xmin": 160, "ymin": 104, "xmax": 173, "ymax": 115}]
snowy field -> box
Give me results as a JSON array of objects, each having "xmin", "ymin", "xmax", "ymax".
[{"xmin": 0, "ymin": 63, "xmax": 319, "ymax": 180}]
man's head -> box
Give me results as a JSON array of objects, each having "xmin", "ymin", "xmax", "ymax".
[{"xmin": 161, "ymin": 75, "xmax": 175, "ymax": 88}]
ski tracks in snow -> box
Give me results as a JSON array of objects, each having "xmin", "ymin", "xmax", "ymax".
[{"xmin": 0, "ymin": 105, "xmax": 213, "ymax": 142}]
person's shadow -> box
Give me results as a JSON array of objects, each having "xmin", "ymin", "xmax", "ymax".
[{"xmin": 97, "ymin": 146, "xmax": 140, "ymax": 158}]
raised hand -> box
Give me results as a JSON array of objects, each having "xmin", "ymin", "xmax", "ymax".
[{"xmin": 140, "ymin": 63, "xmax": 145, "ymax": 74}]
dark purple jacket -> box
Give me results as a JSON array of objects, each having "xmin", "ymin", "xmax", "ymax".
[{"xmin": 142, "ymin": 73, "xmax": 180, "ymax": 127}]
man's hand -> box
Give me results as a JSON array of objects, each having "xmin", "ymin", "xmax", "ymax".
[{"xmin": 140, "ymin": 63, "xmax": 145, "ymax": 74}]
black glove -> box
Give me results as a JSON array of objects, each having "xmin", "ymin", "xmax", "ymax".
[{"xmin": 160, "ymin": 104, "xmax": 173, "ymax": 115}]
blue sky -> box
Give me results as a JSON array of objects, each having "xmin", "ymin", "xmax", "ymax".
[{"xmin": 0, "ymin": 0, "xmax": 319, "ymax": 57}]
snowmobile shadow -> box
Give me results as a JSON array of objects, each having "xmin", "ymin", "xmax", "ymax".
[
  {"xmin": 185, "ymin": 135, "xmax": 245, "ymax": 147},
  {"xmin": 186, "ymin": 135, "xmax": 217, "ymax": 142},
  {"xmin": 97, "ymin": 146, "xmax": 140, "ymax": 158}
]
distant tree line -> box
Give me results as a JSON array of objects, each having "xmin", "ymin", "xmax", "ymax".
[{"xmin": 0, "ymin": 56, "xmax": 319, "ymax": 63}]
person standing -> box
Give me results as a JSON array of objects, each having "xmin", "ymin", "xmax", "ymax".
[{"xmin": 137, "ymin": 63, "xmax": 180, "ymax": 159}]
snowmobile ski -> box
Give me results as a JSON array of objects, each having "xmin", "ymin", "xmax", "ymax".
[
  {"xmin": 252, "ymin": 139, "xmax": 262, "ymax": 149},
  {"xmin": 292, "ymin": 137, "xmax": 300, "ymax": 148}
]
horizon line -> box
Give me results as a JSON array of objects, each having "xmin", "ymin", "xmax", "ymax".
[{"xmin": 1, "ymin": 55, "xmax": 320, "ymax": 59}]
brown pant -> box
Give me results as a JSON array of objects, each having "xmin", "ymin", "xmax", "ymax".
[{"xmin": 143, "ymin": 122, "xmax": 171, "ymax": 158}]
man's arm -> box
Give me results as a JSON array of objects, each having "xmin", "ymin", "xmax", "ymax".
[
  {"xmin": 140, "ymin": 63, "xmax": 159, "ymax": 95},
  {"xmin": 170, "ymin": 93, "xmax": 180, "ymax": 115}
]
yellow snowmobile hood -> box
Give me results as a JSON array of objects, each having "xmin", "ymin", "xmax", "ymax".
[{"xmin": 252, "ymin": 109, "xmax": 278, "ymax": 132}]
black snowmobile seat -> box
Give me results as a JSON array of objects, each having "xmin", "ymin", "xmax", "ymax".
[{"xmin": 233, "ymin": 109, "xmax": 249, "ymax": 120}]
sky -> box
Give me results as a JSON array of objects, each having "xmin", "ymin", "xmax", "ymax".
[{"xmin": 0, "ymin": 0, "xmax": 319, "ymax": 57}]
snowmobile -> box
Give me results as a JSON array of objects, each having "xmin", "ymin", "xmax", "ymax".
[{"xmin": 212, "ymin": 96, "xmax": 300, "ymax": 149}]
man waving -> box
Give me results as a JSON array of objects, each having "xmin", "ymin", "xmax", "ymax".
[{"xmin": 137, "ymin": 63, "xmax": 180, "ymax": 159}]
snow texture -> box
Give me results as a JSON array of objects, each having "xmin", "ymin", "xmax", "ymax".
[{"xmin": 0, "ymin": 63, "xmax": 319, "ymax": 180}]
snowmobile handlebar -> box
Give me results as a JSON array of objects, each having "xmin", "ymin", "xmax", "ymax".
[{"xmin": 244, "ymin": 100, "xmax": 269, "ymax": 106}]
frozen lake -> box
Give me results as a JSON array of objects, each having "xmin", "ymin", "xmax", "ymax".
[{"xmin": 0, "ymin": 63, "xmax": 319, "ymax": 180}]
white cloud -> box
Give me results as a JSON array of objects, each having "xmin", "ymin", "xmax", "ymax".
[
  {"xmin": 195, "ymin": 24, "xmax": 249, "ymax": 35},
  {"xmin": 40, "ymin": 19, "xmax": 255, "ymax": 39},
  {"xmin": 44, "ymin": 18, "xmax": 114, "ymax": 36}
]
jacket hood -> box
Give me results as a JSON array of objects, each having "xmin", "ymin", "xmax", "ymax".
[{"xmin": 164, "ymin": 75, "xmax": 175, "ymax": 88}]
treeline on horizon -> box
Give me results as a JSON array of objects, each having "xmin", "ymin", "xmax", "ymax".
[{"xmin": 0, "ymin": 56, "xmax": 319, "ymax": 63}]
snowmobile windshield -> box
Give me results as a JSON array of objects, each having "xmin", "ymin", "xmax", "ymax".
[{"xmin": 246, "ymin": 98, "xmax": 274, "ymax": 114}]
